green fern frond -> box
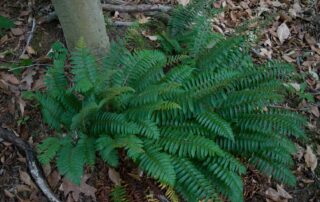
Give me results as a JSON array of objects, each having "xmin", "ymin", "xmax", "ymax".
[
  {"xmin": 96, "ymin": 136, "xmax": 119, "ymax": 167},
  {"xmin": 71, "ymin": 43, "xmax": 98, "ymax": 93},
  {"xmin": 137, "ymin": 145, "xmax": 176, "ymax": 186},
  {"xmin": 37, "ymin": 137, "xmax": 61, "ymax": 164},
  {"xmin": 111, "ymin": 185, "xmax": 129, "ymax": 202},
  {"xmin": 196, "ymin": 112, "xmax": 234, "ymax": 140},
  {"xmin": 57, "ymin": 138, "xmax": 84, "ymax": 185},
  {"xmin": 158, "ymin": 131, "xmax": 223, "ymax": 158},
  {"xmin": 172, "ymin": 157, "xmax": 219, "ymax": 201}
]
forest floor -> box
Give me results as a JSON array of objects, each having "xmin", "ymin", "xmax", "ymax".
[{"xmin": 0, "ymin": 0, "xmax": 320, "ymax": 201}]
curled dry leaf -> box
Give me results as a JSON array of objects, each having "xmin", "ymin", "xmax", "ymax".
[
  {"xmin": 265, "ymin": 185, "xmax": 292, "ymax": 202},
  {"xmin": 310, "ymin": 106, "xmax": 320, "ymax": 117},
  {"xmin": 304, "ymin": 145, "xmax": 318, "ymax": 172},
  {"xmin": 108, "ymin": 168, "xmax": 121, "ymax": 186},
  {"xmin": 277, "ymin": 23, "xmax": 290, "ymax": 44},
  {"xmin": 294, "ymin": 143, "xmax": 305, "ymax": 161},
  {"xmin": 276, "ymin": 184, "xmax": 292, "ymax": 199}
]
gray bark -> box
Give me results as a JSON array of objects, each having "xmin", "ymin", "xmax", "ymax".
[{"xmin": 51, "ymin": 0, "xmax": 110, "ymax": 55}]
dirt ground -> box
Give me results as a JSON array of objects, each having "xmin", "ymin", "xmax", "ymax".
[{"xmin": 0, "ymin": 0, "xmax": 320, "ymax": 201}]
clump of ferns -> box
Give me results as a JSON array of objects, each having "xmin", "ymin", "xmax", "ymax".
[{"xmin": 35, "ymin": 1, "xmax": 306, "ymax": 201}]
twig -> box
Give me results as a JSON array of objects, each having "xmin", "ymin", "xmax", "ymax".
[
  {"xmin": 20, "ymin": 18, "xmax": 36, "ymax": 58},
  {"xmin": 113, "ymin": 21, "xmax": 135, "ymax": 27},
  {"xmin": 101, "ymin": 3, "xmax": 172, "ymax": 13},
  {"xmin": 0, "ymin": 125, "xmax": 61, "ymax": 202}
]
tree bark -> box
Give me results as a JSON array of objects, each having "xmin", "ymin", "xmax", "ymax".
[{"xmin": 51, "ymin": 0, "xmax": 110, "ymax": 55}]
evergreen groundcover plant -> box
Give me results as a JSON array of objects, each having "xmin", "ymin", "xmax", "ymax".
[{"xmin": 35, "ymin": 1, "xmax": 306, "ymax": 201}]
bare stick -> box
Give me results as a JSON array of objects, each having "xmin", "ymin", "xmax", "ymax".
[
  {"xmin": 0, "ymin": 126, "xmax": 61, "ymax": 202},
  {"xmin": 20, "ymin": 18, "xmax": 36, "ymax": 58},
  {"xmin": 101, "ymin": 3, "xmax": 172, "ymax": 13}
]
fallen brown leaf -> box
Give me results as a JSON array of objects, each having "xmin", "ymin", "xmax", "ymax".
[
  {"xmin": 11, "ymin": 28, "xmax": 24, "ymax": 36},
  {"xmin": 19, "ymin": 170, "xmax": 37, "ymax": 189},
  {"xmin": 1, "ymin": 72, "xmax": 20, "ymax": 85},
  {"xmin": 310, "ymin": 106, "xmax": 320, "ymax": 117},
  {"xmin": 59, "ymin": 174, "xmax": 96, "ymax": 201},
  {"xmin": 304, "ymin": 145, "xmax": 318, "ymax": 172},
  {"xmin": 277, "ymin": 23, "xmax": 290, "ymax": 44},
  {"xmin": 108, "ymin": 168, "xmax": 121, "ymax": 186}
]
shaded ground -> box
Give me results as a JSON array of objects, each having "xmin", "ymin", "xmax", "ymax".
[{"xmin": 1, "ymin": 0, "xmax": 320, "ymax": 201}]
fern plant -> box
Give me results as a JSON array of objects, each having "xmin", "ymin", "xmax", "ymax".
[{"xmin": 36, "ymin": 1, "xmax": 305, "ymax": 201}]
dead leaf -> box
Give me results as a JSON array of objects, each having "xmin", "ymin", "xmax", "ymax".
[
  {"xmin": 265, "ymin": 185, "xmax": 292, "ymax": 202},
  {"xmin": 4, "ymin": 189, "xmax": 15, "ymax": 198},
  {"xmin": 276, "ymin": 184, "xmax": 292, "ymax": 199},
  {"xmin": 11, "ymin": 28, "xmax": 24, "ymax": 36},
  {"xmin": 289, "ymin": 1, "xmax": 302, "ymax": 17},
  {"xmin": 59, "ymin": 174, "xmax": 96, "ymax": 201},
  {"xmin": 288, "ymin": 82, "xmax": 300, "ymax": 91},
  {"xmin": 26, "ymin": 46, "xmax": 36, "ymax": 55},
  {"xmin": 19, "ymin": 170, "xmax": 37, "ymax": 189},
  {"xmin": 17, "ymin": 97, "xmax": 26, "ymax": 115},
  {"xmin": 259, "ymin": 48, "xmax": 273, "ymax": 59},
  {"xmin": 1, "ymin": 72, "xmax": 20, "ymax": 85},
  {"xmin": 21, "ymin": 68, "xmax": 36, "ymax": 90},
  {"xmin": 265, "ymin": 187, "xmax": 281, "ymax": 201},
  {"xmin": 277, "ymin": 23, "xmax": 290, "ymax": 44},
  {"xmin": 282, "ymin": 55, "xmax": 295, "ymax": 63},
  {"xmin": 310, "ymin": 106, "xmax": 320, "ymax": 117},
  {"xmin": 108, "ymin": 168, "xmax": 121, "ymax": 186},
  {"xmin": 177, "ymin": 0, "xmax": 190, "ymax": 6},
  {"xmin": 304, "ymin": 145, "xmax": 318, "ymax": 172},
  {"xmin": 294, "ymin": 143, "xmax": 305, "ymax": 161},
  {"xmin": 48, "ymin": 170, "xmax": 61, "ymax": 188},
  {"xmin": 138, "ymin": 15, "xmax": 150, "ymax": 24},
  {"xmin": 16, "ymin": 184, "xmax": 32, "ymax": 193}
]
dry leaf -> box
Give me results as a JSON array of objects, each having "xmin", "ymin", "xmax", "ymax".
[
  {"xmin": 304, "ymin": 145, "xmax": 318, "ymax": 172},
  {"xmin": 4, "ymin": 189, "xmax": 15, "ymax": 198},
  {"xmin": 294, "ymin": 144, "xmax": 305, "ymax": 161},
  {"xmin": 19, "ymin": 170, "xmax": 37, "ymax": 189},
  {"xmin": 259, "ymin": 48, "xmax": 273, "ymax": 59},
  {"xmin": 11, "ymin": 28, "xmax": 24, "ymax": 36},
  {"xmin": 277, "ymin": 23, "xmax": 290, "ymax": 44},
  {"xmin": 282, "ymin": 55, "xmax": 295, "ymax": 63},
  {"xmin": 310, "ymin": 106, "xmax": 320, "ymax": 117},
  {"xmin": 265, "ymin": 187, "xmax": 281, "ymax": 201},
  {"xmin": 288, "ymin": 82, "xmax": 300, "ymax": 91},
  {"xmin": 48, "ymin": 170, "xmax": 61, "ymax": 188},
  {"xmin": 16, "ymin": 184, "xmax": 32, "ymax": 192},
  {"xmin": 17, "ymin": 97, "xmax": 26, "ymax": 115},
  {"xmin": 177, "ymin": 0, "xmax": 190, "ymax": 6},
  {"xmin": 138, "ymin": 15, "xmax": 150, "ymax": 24},
  {"xmin": 1, "ymin": 72, "xmax": 20, "ymax": 85},
  {"xmin": 26, "ymin": 46, "xmax": 36, "ymax": 55},
  {"xmin": 276, "ymin": 185, "xmax": 292, "ymax": 199},
  {"xmin": 265, "ymin": 185, "xmax": 292, "ymax": 202},
  {"xmin": 108, "ymin": 168, "xmax": 121, "ymax": 186},
  {"xmin": 289, "ymin": 1, "xmax": 302, "ymax": 17},
  {"xmin": 60, "ymin": 175, "xmax": 96, "ymax": 201}
]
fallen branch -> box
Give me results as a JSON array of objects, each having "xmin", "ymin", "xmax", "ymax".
[
  {"xmin": 20, "ymin": 18, "xmax": 36, "ymax": 58},
  {"xmin": 101, "ymin": 3, "xmax": 172, "ymax": 13},
  {"xmin": 0, "ymin": 125, "xmax": 61, "ymax": 202}
]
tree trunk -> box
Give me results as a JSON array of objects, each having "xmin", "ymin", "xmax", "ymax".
[{"xmin": 51, "ymin": 0, "xmax": 110, "ymax": 55}]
